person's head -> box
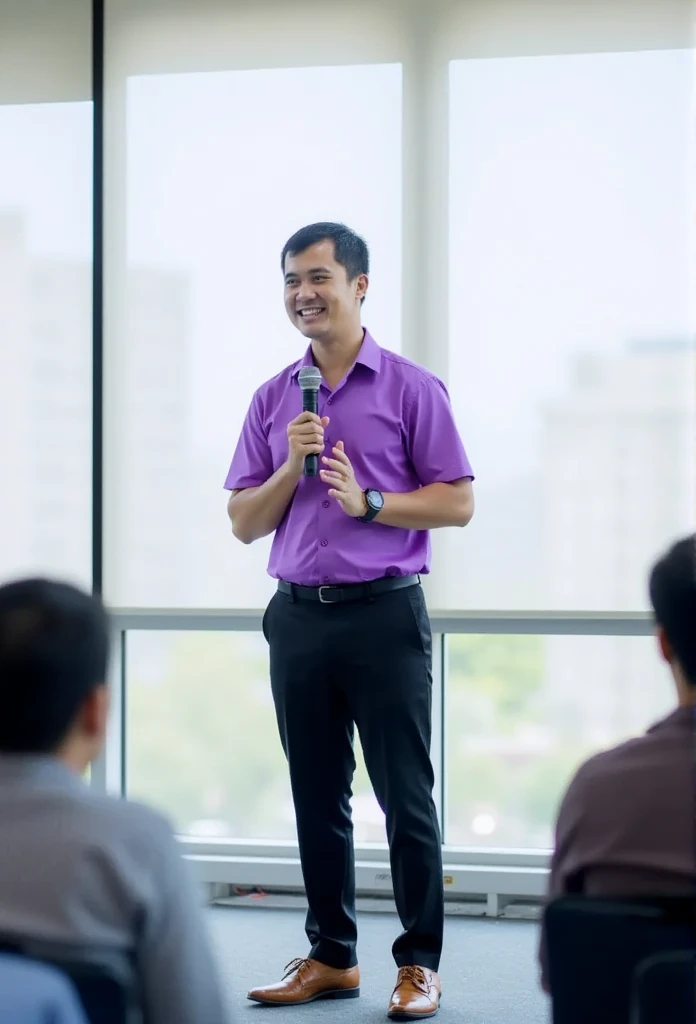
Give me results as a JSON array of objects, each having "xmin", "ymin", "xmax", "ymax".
[
  {"xmin": 281, "ymin": 222, "xmax": 369, "ymax": 343},
  {"xmin": 0, "ymin": 578, "xmax": 111, "ymax": 772},
  {"xmin": 648, "ymin": 535, "xmax": 696, "ymax": 703}
]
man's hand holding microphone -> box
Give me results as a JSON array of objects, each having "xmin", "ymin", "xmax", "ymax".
[
  {"xmin": 284, "ymin": 411, "xmax": 330, "ymax": 481},
  {"xmin": 228, "ymin": 368, "xmax": 369, "ymax": 545},
  {"xmin": 285, "ymin": 415, "xmax": 366, "ymax": 519},
  {"xmin": 226, "ymin": 407, "xmax": 330, "ymax": 545},
  {"xmin": 288, "ymin": 364, "xmax": 366, "ymax": 517}
]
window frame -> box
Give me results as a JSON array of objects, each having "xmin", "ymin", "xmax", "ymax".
[{"xmin": 2, "ymin": 0, "xmax": 690, "ymax": 903}]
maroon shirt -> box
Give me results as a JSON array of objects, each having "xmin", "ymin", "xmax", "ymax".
[{"xmin": 539, "ymin": 705, "xmax": 696, "ymax": 986}]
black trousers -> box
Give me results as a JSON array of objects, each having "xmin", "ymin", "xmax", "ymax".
[{"xmin": 263, "ymin": 582, "xmax": 444, "ymax": 971}]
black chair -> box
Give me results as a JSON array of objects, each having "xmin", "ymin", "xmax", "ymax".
[
  {"xmin": 544, "ymin": 894, "xmax": 696, "ymax": 1024},
  {"xmin": 0, "ymin": 935, "xmax": 139, "ymax": 1024},
  {"xmin": 631, "ymin": 949, "xmax": 696, "ymax": 1024}
]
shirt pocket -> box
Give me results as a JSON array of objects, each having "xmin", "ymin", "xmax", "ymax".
[{"xmin": 353, "ymin": 409, "xmax": 411, "ymax": 478}]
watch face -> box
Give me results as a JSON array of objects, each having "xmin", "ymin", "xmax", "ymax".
[{"xmin": 366, "ymin": 489, "xmax": 384, "ymax": 511}]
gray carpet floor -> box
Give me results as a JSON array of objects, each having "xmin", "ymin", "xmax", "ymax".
[{"xmin": 208, "ymin": 906, "xmax": 551, "ymax": 1023}]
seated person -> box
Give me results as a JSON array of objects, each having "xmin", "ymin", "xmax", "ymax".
[
  {"xmin": 0, "ymin": 955, "xmax": 88, "ymax": 1023},
  {"xmin": 539, "ymin": 534, "xmax": 696, "ymax": 990},
  {"xmin": 0, "ymin": 578, "xmax": 232, "ymax": 1024}
]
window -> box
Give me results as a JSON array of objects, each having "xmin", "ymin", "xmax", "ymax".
[
  {"xmin": 127, "ymin": 626, "xmax": 677, "ymax": 852},
  {"xmin": 0, "ymin": 0, "xmax": 92, "ymax": 585},
  {"xmin": 438, "ymin": 48, "xmax": 695, "ymax": 612},
  {"xmin": 104, "ymin": 0, "xmax": 694, "ymax": 870},
  {"xmin": 104, "ymin": 54, "xmax": 402, "ymax": 608},
  {"xmin": 126, "ymin": 630, "xmax": 384, "ymax": 841},
  {"xmin": 445, "ymin": 633, "xmax": 674, "ymax": 849}
]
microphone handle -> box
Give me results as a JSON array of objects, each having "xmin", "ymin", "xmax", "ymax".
[{"xmin": 302, "ymin": 390, "xmax": 319, "ymax": 477}]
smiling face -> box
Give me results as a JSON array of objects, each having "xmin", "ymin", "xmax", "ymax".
[{"xmin": 283, "ymin": 239, "xmax": 368, "ymax": 342}]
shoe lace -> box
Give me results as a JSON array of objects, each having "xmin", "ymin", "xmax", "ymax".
[
  {"xmin": 397, "ymin": 966, "xmax": 429, "ymax": 994},
  {"xmin": 283, "ymin": 958, "xmax": 313, "ymax": 980}
]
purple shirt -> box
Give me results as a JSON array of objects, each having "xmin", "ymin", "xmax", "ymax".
[{"xmin": 225, "ymin": 330, "xmax": 474, "ymax": 586}]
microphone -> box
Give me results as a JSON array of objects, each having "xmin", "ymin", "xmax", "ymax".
[{"xmin": 298, "ymin": 365, "xmax": 323, "ymax": 477}]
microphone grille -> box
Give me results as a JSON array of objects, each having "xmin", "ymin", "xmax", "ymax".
[{"xmin": 298, "ymin": 365, "xmax": 322, "ymax": 391}]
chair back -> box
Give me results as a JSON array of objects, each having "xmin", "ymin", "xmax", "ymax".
[
  {"xmin": 0, "ymin": 952, "xmax": 88, "ymax": 1023},
  {"xmin": 0, "ymin": 935, "xmax": 139, "ymax": 1024},
  {"xmin": 544, "ymin": 894, "xmax": 696, "ymax": 1024},
  {"xmin": 631, "ymin": 949, "xmax": 696, "ymax": 1024}
]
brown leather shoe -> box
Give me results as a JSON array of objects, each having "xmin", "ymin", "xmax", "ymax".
[
  {"xmin": 387, "ymin": 966, "xmax": 441, "ymax": 1019},
  {"xmin": 247, "ymin": 957, "xmax": 360, "ymax": 1005}
]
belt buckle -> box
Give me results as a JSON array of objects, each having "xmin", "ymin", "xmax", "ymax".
[{"xmin": 318, "ymin": 586, "xmax": 336, "ymax": 604}]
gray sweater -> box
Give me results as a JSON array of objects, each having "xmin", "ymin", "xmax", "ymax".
[{"xmin": 0, "ymin": 756, "xmax": 232, "ymax": 1024}]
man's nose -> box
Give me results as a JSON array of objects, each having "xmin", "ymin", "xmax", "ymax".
[{"xmin": 296, "ymin": 281, "xmax": 317, "ymax": 302}]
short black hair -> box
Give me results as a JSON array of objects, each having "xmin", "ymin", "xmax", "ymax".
[
  {"xmin": 0, "ymin": 578, "xmax": 110, "ymax": 754},
  {"xmin": 648, "ymin": 535, "xmax": 696, "ymax": 686},
  {"xmin": 281, "ymin": 222, "xmax": 369, "ymax": 288}
]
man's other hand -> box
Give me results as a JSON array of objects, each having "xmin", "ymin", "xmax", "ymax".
[{"xmin": 320, "ymin": 442, "xmax": 367, "ymax": 518}]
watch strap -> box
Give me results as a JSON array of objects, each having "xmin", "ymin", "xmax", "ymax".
[{"xmin": 358, "ymin": 490, "xmax": 381, "ymax": 523}]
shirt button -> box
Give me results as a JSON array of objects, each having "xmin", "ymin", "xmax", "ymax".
[
  {"xmin": 322, "ymin": 500, "xmax": 330, "ymax": 508},
  {"xmin": 327, "ymin": 397, "xmax": 333, "ymax": 404},
  {"xmin": 323, "ymin": 576, "xmax": 330, "ymax": 583},
  {"xmin": 320, "ymin": 539, "xmax": 329, "ymax": 547}
]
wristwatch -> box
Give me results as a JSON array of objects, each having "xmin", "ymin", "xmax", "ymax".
[{"xmin": 358, "ymin": 489, "xmax": 384, "ymax": 523}]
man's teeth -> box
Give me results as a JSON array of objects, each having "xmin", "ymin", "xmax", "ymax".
[{"xmin": 300, "ymin": 308, "xmax": 323, "ymax": 316}]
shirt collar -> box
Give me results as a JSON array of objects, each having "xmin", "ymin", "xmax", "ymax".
[
  {"xmin": 0, "ymin": 754, "xmax": 83, "ymax": 790},
  {"xmin": 291, "ymin": 328, "xmax": 382, "ymax": 378}
]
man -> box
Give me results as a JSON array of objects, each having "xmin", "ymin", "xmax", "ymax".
[
  {"xmin": 0, "ymin": 578, "xmax": 232, "ymax": 1024},
  {"xmin": 539, "ymin": 534, "xmax": 696, "ymax": 991},
  {"xmin": 225, "ymin": 222, "xmax": 474, "ymax": 1020}
]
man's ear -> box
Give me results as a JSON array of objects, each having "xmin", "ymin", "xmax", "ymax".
[
  {"xmin": 81, "ymin": 684, "xmax": 110, "ymax": 739},
  {"xmin": 656, "ymin": 625, "xmax": 672, "ymax": 665},
  {"xmin": 355, "ymin": 273, "xmax": 369, "ymax": 303}
]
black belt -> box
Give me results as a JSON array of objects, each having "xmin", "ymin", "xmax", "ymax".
[{"xmin": 277, "ymin": 574, "xmax": 420, "ymax": 605}]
